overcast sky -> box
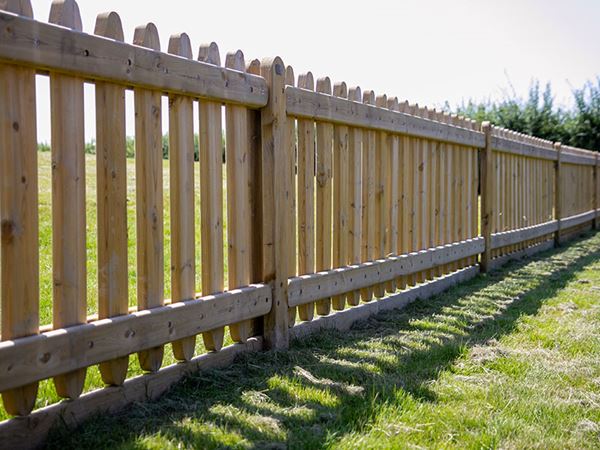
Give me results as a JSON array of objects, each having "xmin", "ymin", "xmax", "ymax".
[{"xmin": 27, "ymin": 0, "xmax": 600, "ymax": 142}]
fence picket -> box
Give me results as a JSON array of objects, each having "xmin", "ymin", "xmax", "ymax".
[
  {"xmin": 0, "ymin": 0, "xmax": 39, "ymax": 416},
  {"xmin": 286, "ymin": 66, "xmax": 298, "ymax": 324},
  {"xmin": 316, "ymin": 77, "xmax": 333, "ymax": 314},
  {"xmin": 133, "ymin": 22, "xmax": 165, "ymax": 372},
  {"xmin": 374, "ymin": 94, "xmax": 387, "ymax": 297},
  {"xmin": 361, "ymin": 90, "xmax": 376, "ymax": 300},
  {"xmin": 49, "ymin": 0, "xmax": 88, "ymax": 398},
  {"xmin": 347, "ymin": 86, "xmax": 363, "ymax": 306},
  {"xmin": 333, "ymin": 82, "xmax": 349, "ymax": 310},
  {"xmin": 168, "ymin": 33, "xmax": 196, "ymax": 361},
  {"xmin": 197, "ymin": 42, "xmax": 225, "ymax": 351},
  {"xmin": 387, "ymin": 97, "xmax": 400, "ymax": 291},
  {"xmin": 225, "ymin": 50, "xmax": 252, "ymax": 342},
  {"xmin": 297, "ymin": 72, "xmax": 316, "ymax": 320},
  {"xmin": 95, "ymin": 11, "xmax": 129, "ymax": 384}
]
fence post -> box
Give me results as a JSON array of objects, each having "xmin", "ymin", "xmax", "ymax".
[
  {"xmin": 479, "ymin": 122, "xmax": 493, "ymax": 272},
  {"xmin": 260, "ymin": 57, "xmax": 291, "ymax": 350},
  {"xmin": 554, "ymin": 142, "xmax": 562, "ymax": 246}
]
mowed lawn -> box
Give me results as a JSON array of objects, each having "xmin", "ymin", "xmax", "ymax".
[
  {"xmin": 0, "ymin": 151, "xmax": 233, "ymax": 421},
  {"xmin": 44, "ymin": 232, "xmax": 600, "ymax": 449}
]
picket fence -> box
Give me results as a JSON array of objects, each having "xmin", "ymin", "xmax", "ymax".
[{"xmin": 0, "ymin": 0, "xmax": 598, "ymax": 447}]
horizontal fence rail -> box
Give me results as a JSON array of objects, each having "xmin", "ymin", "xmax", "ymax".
[{"xmin": 0, "ymin": 1, "xmax": 599, "ymax": 447}]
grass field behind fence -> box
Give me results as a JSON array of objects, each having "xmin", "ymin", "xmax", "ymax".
[{"xmin": 44, "ymin": 231, "xmax": 600, "ymax": 449}]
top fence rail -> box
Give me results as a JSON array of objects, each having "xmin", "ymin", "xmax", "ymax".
[{"xmin": 0, "ymin": 10, "xmax": 268, "ymax": 107}]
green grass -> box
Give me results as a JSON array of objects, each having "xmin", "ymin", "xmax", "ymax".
[{"xmin": 44, "ymin": 231, "xmax": 600, "ymax": 449}]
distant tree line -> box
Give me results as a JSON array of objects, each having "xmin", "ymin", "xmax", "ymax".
[{"xmin": 449, "ymin": 77, "xmax": 600, "ymax": 152}]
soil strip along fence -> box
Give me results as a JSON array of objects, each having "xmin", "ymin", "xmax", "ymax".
[{"xmin": 0, "ymin": 1, "xmax": 598, "ymax": 448}]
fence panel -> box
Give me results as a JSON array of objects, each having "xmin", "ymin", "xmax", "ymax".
[
  {"xmin": 0, "ymin": 0, "xmax": 271, "ymax": 421},
  {"xmin": 486, "ymin": 128, "xmax": 558, "ymax": 265},
  {"xmin": 285, "ymin": 81, "xmax": 483, "ymax": 321},
  {"xmin": 0, "ymin": 1, "xmax": 598, "ymax": 445}
]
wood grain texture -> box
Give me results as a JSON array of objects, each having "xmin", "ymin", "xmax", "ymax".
[
  {"xmin": 168, "ymin": 33, "xmax": 196, "ymax": 361},
  {"xmin": 387, "ymin": 97, "xmax": 400, "ymax": 291},
  {"xmin": 315, "ymin": 77, "xmax": 333, "ymax": 315},
  {"xmin": 133, "ymin": 22, "xmax": 165, "ymax": 373},
  {"xmin": 332, "ymin": 82, "xmax": 349, "ymax": 310},
  {"xmin": 0, "ymin": 285, "xmax": 271, "ymax": 392},
  {"xmin": 288, "ymin": 238, "xmax": 484, "ymax": 307},
  {"xmin": 49, "ymin": 0, "xmax": 87, "ymax": 400},
  {"xmin": 0, "ymin": 0, "xmax": 39, "ymax": 416},
  {"xmin": 260, "ymin": 57, "xmax": 292, "ymax": 350},
  {"xmin": 94, "ymin": 10, "xmax": 129, "ymax": 385},
  {"xmin": 285, "ymin": 65, "xmax": 298, "ymax": 325},
  {"xmin": 373, "ymin": 94, "xmax": 387, "ymax": 298},
  {"xmin": 197, "ymin": 42, "xmax": 225, "ymax": 352},
  {"xmin": 296, "ymin": 72, "xmax": 316, "ymax": 320},
  {"xmin": 361, "ymin": 90, "xmax": 376, "ymax": 300},
  {"xmin": 346, "ymin": 86, "xmax": 363, "ymax": 306},
  {"xmin": 291, "ymin": 266, "xmax": 479, "ymax": 339},
  {"xmin": 286, "ymin": 87, "xmax": 485, "ymax": 148},
  {"xmin": 225, "ymin": 50, "xmax": 252, "ymax": 343},
  {"xmin": 0, "ymin": 11, "xmax": 267, "ymax": 107}
]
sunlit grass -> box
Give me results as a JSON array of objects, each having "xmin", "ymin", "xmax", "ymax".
[{"xmin": 45, "ymin": 231, "xmax": 600, "ymax": 449}]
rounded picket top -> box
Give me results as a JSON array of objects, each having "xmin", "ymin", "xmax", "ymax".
[
  {"xmin": 133, "ymin": 22, "xmax": 160, "ymax": 51},
  {"xmin": 285, "ymin": 65, "xmax": 295, "ymax": 86},
  {"xmin": 49, "ymin": 0, "xmax": 82, "ymax": 31},
  {"xmin": 198, "ymin": 42, "xmax": 221, "ymax": 66},
  {"xmin": 0, "ymin": 0, "xmax": 33, "ymax": 17},
  {"xmin": 225, "ymin": 49, "xmax": 245, "ymax": 71},
  {"xmin": 168, "ymin": 32, "xmax": 193, "ymax": 59},
  {"xmin": 363, "ymin": 89, "xmax": 375, "ymax": 105},
  {"xmin": 246, "ymin": 58, "xmax": 261, "ymax": 75},
  {"xmin": 94, "ymin": 11, "xmax": 124, "ymax": 40},
  {"xmin": 387, "ymin": 96, "xmax": 399, "ymax": 111},
  {"xmin": 260, "ymin": 56, "xmax": 286, "ymax": 82},
  {"xmin": 316, "ymin": 76, "xmax": 332, "ymax": 95},
  {"xmin": 298, "ymin": 72, "xmax": 314, "ymax": 90},
  {"xmin": 333, "ymin": 81, "xmax": 347, "ymax": 98},
  {"xmin": 348, "ymin": 86, "xmax": 361, "ymax": 102},
  {"xmin": 375, "ymin": 93, "xmax": 387, "ymax": 108}
]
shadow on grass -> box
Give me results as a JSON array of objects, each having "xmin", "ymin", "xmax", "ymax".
[{"xmin": 47, "ymin": 232, "xmax": 600, "ymax": 449}]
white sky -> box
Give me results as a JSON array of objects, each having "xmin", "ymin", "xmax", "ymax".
[{"xmin": 28, "ymin": 0, "xmax": 600, "ymax": 142}]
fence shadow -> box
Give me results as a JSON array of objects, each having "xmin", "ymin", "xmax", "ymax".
[{"xmin": 47, "ymin": 232, "xmax": 600, "ymax": 449}]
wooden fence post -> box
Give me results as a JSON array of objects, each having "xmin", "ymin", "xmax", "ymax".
[
  {"xmin": 260, "ymin": 57, "xmax": 291, "ymax": 350},
  {"xmin": 554, "ymin": 142, "xmax": 562, "ymax": 246},
  {"xmin": 480, "ymin": 122, "xmax": 493, "ymax": 272}
]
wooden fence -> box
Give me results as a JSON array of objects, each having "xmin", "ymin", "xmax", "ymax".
[{"xmin": 0, "ymin": 1, "xmax": 598, "ymax": 447}]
